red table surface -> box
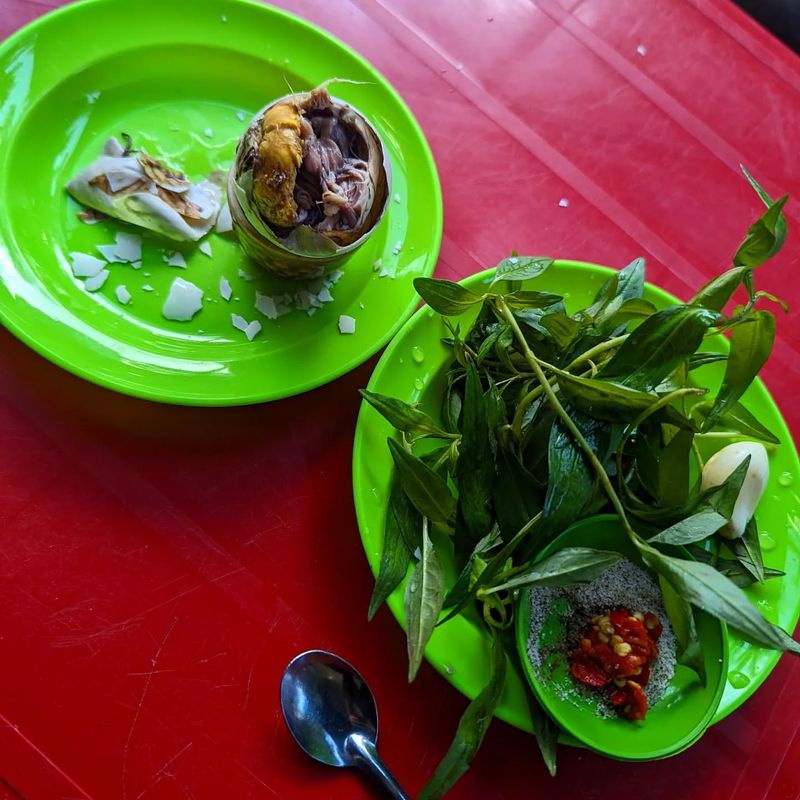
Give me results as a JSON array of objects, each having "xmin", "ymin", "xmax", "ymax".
[{"xmin": 2, "ymin": 0, "xmax": 800, "ymax": 798}]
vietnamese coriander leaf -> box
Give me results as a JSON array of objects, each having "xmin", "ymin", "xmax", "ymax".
[
  {"xmin": 542, "ymin": 417, "xmax": 593, "ymax": 535},
  {"xmin": 419, "ymin": 628, "xmax": 506, "ymax": 799},
  {"xmin": 405, "ymin": 519, "xmax": 446, "ymax": 682},
  {"xmin": 686, "ymin": 546, "xmax": 784, "ymax": 587},
  {"xmin": 456, "ymin": 363, "xmax": 495, "ymax": 542},
  {"xmin": 734, "ymin": 166, "xmax": 788, "ymax": 267},
  {"xmin": 414, "ymin": 277, "xmax": 485, "ymax": 315},
  {"xmin": 600, "ymin": 305, "xmax": 719, "ymax": 390},
  {"xmin": 555, "ymin": 371, "xmax": 697, "ymax": 430},
  {"xmin": 702, "ymin": 310, "xmax": 776, "ymax": 431},
  {"xmin": 368, "ymin": 479, "xmax": 414, "ymax": 621},
  {"xmin": 690, "ymin": 267, "xmax": 749, "ymax": 312},
  {"xmin": 691, "ymin": 402, "xmax": 780, "ymax": 444},
  {"xmin": 638, "ymin": 541, "xmax": 800, "ymax": 655},
  {"xmin": 360, "ymin": 389, "xmax": 453, "ymax": 439},
  {"xmin": 648, "ymin": 508, "xmax": 727, "ymax": 546},
  {"xmin": 494, "ymin": 256, "xmax": 553, "ymax": 282},
  {"xmin": 482, "ymin": 547, "xmax": 622, "ymax": 594},
  {"xmin": 728, "ymin": 516, "xmax": 766, "ymax": 583},
  {"xmin": 658, "ymin": 576, "xmax": 706, "ymax": 685},
  {"xmin": 443, "ymin": 528, "xmax": 501, "ymax": 611},
  {"xmin": 388, "ymin": 438, "xmax": 456, "ymax": 524}
]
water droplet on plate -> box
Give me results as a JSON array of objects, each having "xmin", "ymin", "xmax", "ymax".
[
  {"xmin": 411, "ymin": 346, "xmax": 425, "ymax": 364},
  {"xmin": 759, "ymin": 531, "xmax": 777, "ymax": 551},
  {"xmin": 728, "ymin": 671, "xmax": 750, "ymax": 689},
  {"xmin": 444, "ymin": 664, "xmax": 455, "ymax": 675},
  {"xmin": 778, "ymin": 472, "xmax": 794, "ymax": 487},
  {"xmin": 414, "ymin": 378, "xmax": 424, "ymax": 391}
]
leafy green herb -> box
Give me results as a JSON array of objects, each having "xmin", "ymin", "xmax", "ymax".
[
  {"xmin": 648, "ymin": 509, "xmax": 727, "ymax": 546},
  {"xmin": 419, "ymin": 628, "xmax": 506, "ymax": 799},
  {"xmin": 363, "ymin": 171, "xmax": 791, "ymax": 795},
  {"xmin": 734, "ymin": 167, "xmax": 788, "ymax": 268},
  {"xmin": 405, "ymin": 520, "xmax": 446, "ymax": 682},
  {"xmin": 368, "ymin": 479, "xmax": 414, "ymax": 621},
  {"xmin": 456, "ymin": 364, "xmax": 495, "ymax": 542},
  {"xmin": 600, "ymin": 305, "xmax": 718, "ymax": 390},
  {"xmin": 414, "ymin": 277, "xmax": 485, "ymax": 316},
  {"xmin": 686, "ymin": 546, "xmax": 784, "ymax": 587},
  {"xmin": 639, "ymin": 543, "xmax": 800, "ymax": 655},
  {"xmin": 729, "ymin": 516, "xmax": 766, "ymax": 583},
  {"xmin": 482, "ymin": 547, "xmax": 622, "ymax": 594},
  {"xmin": 494, "ymin": 256, "xmax": 553, "ymax": 282},
  {"xmin": 555, "ymin": 371, "xmax": 697, "ymax": 430},
  {"xmin": 701, "ymin": 310, "xmax": 776, "ymax": 431},
  {"xmin": 388, "ymin": 438, "xmax": 456, "ymax": 524},
  {"xmin": 360, "ymin": 389, "xmax": 454, "ymax": 439},
  {"xmin": 659, "ymin": 576, "xmax": 706, "ymax": 685}
]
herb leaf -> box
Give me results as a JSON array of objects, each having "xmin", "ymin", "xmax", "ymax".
[
  {"xmin": 493, "ymin": 445, "xmax": 543, "ymax": 543},
  {"xmin": 690, "ymin": 267, "xmax": 749, "ymax": 312},
  {"xmin": 388, "ymin": 438, "xmax": 456, "ymax": 524},
  {"xmin": 686, "ymin": 546, "xmax": 784, "ymax": 587},
  {"xmin": 600, "ymin": 305, "xmax": 718, "ymax": 390},
  {"xmin": 691, "ymin": 399, "xmax": 779, "ymax": 444},
  {"xmin": 419, "ymin": 629, "xmax": 506, "ymax": 799},
  {"xmin": 456, "ymin": 364, "xmax": 495, "ymax": 542},
  {"xmin": 543, "ymin": 418, "xmax": 593, "ymax": 533},
  {"xmin": 405, "ymin": 520, "xmax": 446, "ymax": 682},
  {"xmin": 556, "ymin": 372, "xmax": 697, "ymax": 430},
  {"xmin": 360, "ymin": 389, "xmax": 452, "ymax": 439},
  {"xmin": 639, "ymin": 543, "xmax": 800, "ymax": 655},
  {"xmin": 648, "ymin": 509, "xmax": 727, "ymax": 546},
  {"xmin": 483, "ymin": 547, "xmax": 621, "ymax": 594},
  {"xmin": 368, "ymin": 479, "xmax": 414, "ymax": 620},
  {"xmin": 414, "ymin": 277, "xmax": 485, "ymax": 316},
  {"xmin": 729, "ymin": 516, "xmax": 765, "ymax": 583},
  {"xmin": 702, "ymin": 310, "xmax": 776, "ymax": 431},
  {"xmin": 495, "ymin": 256, "xmax": 553, "ymax": 282},
  {"xmin": 659, "ymin": 576, "xmax": 706, "ymax": 685},
  {"xmin": 734, "ymin": 167, "xmax": 788, "ymax": 267}
]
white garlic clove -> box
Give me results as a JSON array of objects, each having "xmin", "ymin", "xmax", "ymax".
[{"xmin": 700, "ymin": 441, "xmax": 769, "ymax": 539}]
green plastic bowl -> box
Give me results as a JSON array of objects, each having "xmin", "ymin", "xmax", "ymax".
[{"xmin": 516, "ymin": 515, "xmax": 729, "ymax": 761}]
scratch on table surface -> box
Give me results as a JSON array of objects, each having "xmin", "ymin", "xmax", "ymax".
[
  {"xmin": 135, "ymin": 741, "xmax": 193, "ymax": 799},
  {"xmin": 242, "ymin": 660, "xmax": 257, "ymax": 711},
  {"xmin": 52, "ymin": 567, "xmax": 246, "ymax": 651},
  {"xmin": 238, "ymin": 763, "xmax": 280, "ymax": 798},
  {"xmin": 196, "ymin": 651, "xmax": 228, "ymax": 664},
  {"xmin": 126, "ymin": 669, "xmax": 175, "ymax": 677},
  {"xmin": 121, "ymin": 617, "xmax": 178, "ymax": 800}
]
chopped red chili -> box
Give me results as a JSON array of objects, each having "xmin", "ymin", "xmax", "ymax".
[{"xmin": 570, "ymin": 607, "xmax": 663, "ymax": 721}]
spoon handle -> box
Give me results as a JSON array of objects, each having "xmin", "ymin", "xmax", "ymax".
[{"xmin": 346, "ymin": 734, "xmax": 411, "ymax": 800}]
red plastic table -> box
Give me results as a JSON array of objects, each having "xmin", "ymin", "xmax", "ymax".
[{"xmin": 1, "ymin": 1, "xmax": 800, "ymax": 798}]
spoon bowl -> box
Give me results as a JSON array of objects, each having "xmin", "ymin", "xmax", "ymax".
[{"xmin": 280, "ymin": 650, "xmax": 410, "ymax": 799}]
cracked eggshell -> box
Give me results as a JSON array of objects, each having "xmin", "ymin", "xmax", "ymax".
[{"xmin": 227, "ymin": 88, "xmax": 391, "ymax": 280}]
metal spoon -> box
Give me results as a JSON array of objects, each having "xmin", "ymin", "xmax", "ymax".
[{"xmin": 280, "ymin": 650, "xmax": 411, "ymax": 800}]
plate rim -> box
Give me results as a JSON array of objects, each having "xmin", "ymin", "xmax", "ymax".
[
  {"xmin": 352, "ymin": 259, "xmax": 800, "ymax": 735},
  {"xmin": 0, "ymin": 0, "xmax": 443, "ymax": 407}
]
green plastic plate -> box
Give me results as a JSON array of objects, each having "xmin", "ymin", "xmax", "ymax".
[
  {"xmin": 0, "ymin": 0, "xmax": 441, "ymax": 405},
  {"xmin": 516, "ymin": 515, "xmax": 728, "ymax": 760},
  {"xmin": 352, "ymin": 262, "xmax": 800, "ymax": 738}
]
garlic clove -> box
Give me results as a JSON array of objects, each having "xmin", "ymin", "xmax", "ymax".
[{"xmin": 700, "ymin": 441, "xmax": 769, "ymax": 539}]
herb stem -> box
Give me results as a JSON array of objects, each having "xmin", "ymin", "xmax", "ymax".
[
  {"xmin": 691, "ymin": 440, "xmax": 705, "ymax": 472},
  {"xmin": 565, "ymin": 334, "xmax": 629, "ymax": 372},
  {"xmin": 496, "ymin": 297, "xmax": 637, "ymax": 539}
]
